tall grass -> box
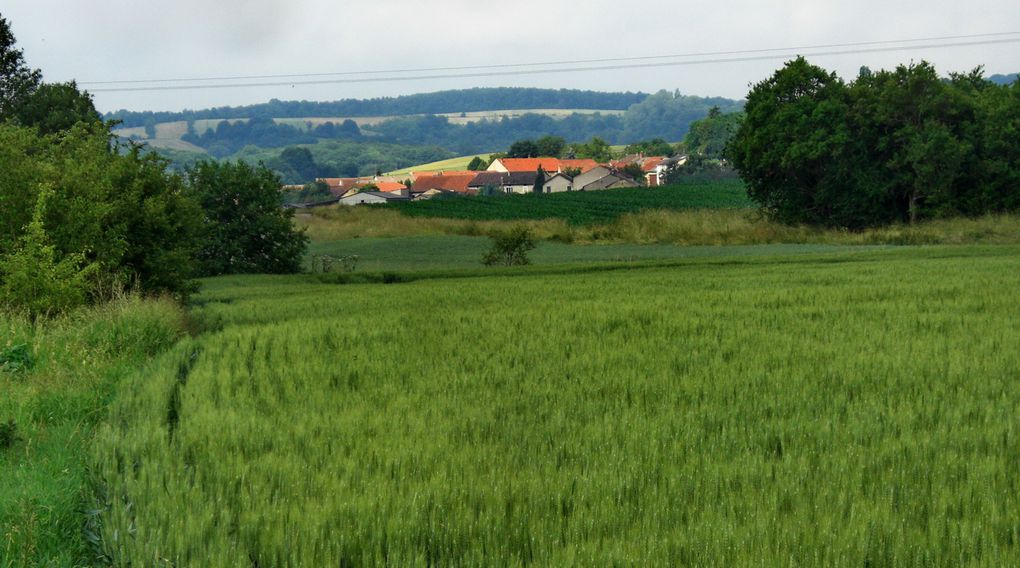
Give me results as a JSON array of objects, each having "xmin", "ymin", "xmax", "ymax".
[
  {"xmin": 94, "ymin": 247, "xmax": 1020, "ymax": 565},
  {"xmin": 299, "ymin": 193, "xmax": 1020, "ymax": 248},
  {"xmin": 0, "ymin": 295, "xmax": 187, "ymax": 568}
]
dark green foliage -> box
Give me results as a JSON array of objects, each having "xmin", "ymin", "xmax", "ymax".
[
  {"xmin": 662, "ymin": 154, "xmax": 737, "ymax": 184},
  {"xmin": 535, "ymin": 135, "xmax": 566, "ymax": 157},
  {"xmin": 387, "ymin": 180, "xmax": 752, "ymax": 225},
  {"xmin": 188, "ymin": 160, "xmax": 308, "ymax": 276},
  {"xmin": 624, "ymin": 138, "xmax": 675, "ymax": 157},
  {"xmin": 621, "ymin": 90, "xmax": 744, "ymax": 141},
  {"xmin": 0, "ymin": 343, "xmax": 33, "ymax": 373},
  {"xmin": 105, "ymin": 88, "xmax": 649, "ymax": 128},
  {"xmin": 0, "ymin": 123, "xmax": 202, "ymax": 308},
  {"xmin": 620, "ymin": 163, "xmax": 646, "ymax": 182},
  {"xmin": 730, "ymin": 58, "xmax": 1020, "ymax": 228},
  {"xmin": 0, "ymin": 419, "xmax": 18, "ymax": 449},
  {"xmin": 533, "ymin": 166, "xmax": 546, "ymax": 193},
  {"xmin": 482, "ymin": 225, "xmax": 535, "ymax": 266},
  {"xmin": 181, "ymin": 117, "xmax": 316, "ymax": 157},
  {"xmin": 685, "ymin": 110, "xmax": 742, "ymax": 159},
  {"xmin": 233, "ymin": 140, "xmax": 454, "ymax": 182},
  {"xmin": 466, "ymin": 156, "xmax": 487, "ymax": 171},
  {"xmin": 0, "ymin": 15, "xmax": 41, "ymax": 119},
  {"xmin": 13, "ymin": 81, "xmax": 102, "ymax": 135},
  {"xmin": 570, "ymin": 136, "xmax": 614, "ymax": 162},
  {"xmin": 0, "ymin": 189, "xmax": 98, "ymax": 318},
  {"xmin": 507, "ymin": 139, "xmax": 539, "ymax": 158},
  {"xmin": 283, "ymin": 181, "xmax": 334, "ymax": 205}
]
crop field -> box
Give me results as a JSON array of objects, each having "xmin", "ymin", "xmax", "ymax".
[
  {"xmin": 385, "ymin": 180, "xmax": 753, "ymax": 225},
  {"xmin": 93, "ymin": 245, "xmax": 1020, "ymax": 566},
  {"xmin": 308, "ymin": 235, "xmax": 874, "ymax": 272},
  {"xmin": 387, "ymin": 154, "xmax": 493, "ymax": 176}
]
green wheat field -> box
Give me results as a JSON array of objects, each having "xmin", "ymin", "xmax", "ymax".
[{"xmin": 90, "ymin": 245, "xmax": 1020, "ymax": 566}]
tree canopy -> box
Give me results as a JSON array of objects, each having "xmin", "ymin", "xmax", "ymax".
[{"xmin": 729, "ymin": 57, "xmax": 1020, "ymax": 228}]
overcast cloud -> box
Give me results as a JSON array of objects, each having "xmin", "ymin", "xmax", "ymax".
[{"xmin": 3, "ymin": 0, "xmax": 1018, "ymax": 112}]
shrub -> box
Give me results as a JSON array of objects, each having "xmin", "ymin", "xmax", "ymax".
[
  {"xmin": 482, "ymin": 225, "xmax": 536, "ymax": 266},
  {"xmin": 0, "ymin": 343, "xmax": 33, "ymax": 373}
]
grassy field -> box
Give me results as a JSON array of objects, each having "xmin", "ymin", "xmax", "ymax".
[
  {"xmin": 384, "ymin": 180, "xmax": 753, "ymax": 225},
  {"xmin": 386, "ymin": 154, "xmax": 492, "ymax": 176},
  {"xmin": 91, "ymin": 245, "xmax": 1020, "ymax": 565},
  {"xmin": 0, "ymin": 297, "xmax": 187, "ymax": 567},
  {"xmin": 308, "ymin": 235, "xmax": 875, "ymax": 272}
]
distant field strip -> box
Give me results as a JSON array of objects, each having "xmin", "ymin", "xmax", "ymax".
[
  {"xmin": 96, "ymin": 246, "xmax": 1020, "ymax": 565},
  {"xmin": 386, "ymin": 180, "xmax": 753, "ymax": 224}
]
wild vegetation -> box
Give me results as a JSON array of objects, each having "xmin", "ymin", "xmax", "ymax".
[
  {"xmin": 1, "ymin": 295, "xmax": 189, "ymax": 567},
  {"xmin": 92, "ymin": 246, "xmax": 1020, "ymax": 565}
]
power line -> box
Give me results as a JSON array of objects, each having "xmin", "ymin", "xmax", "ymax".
[
  {"xmin": 86, "ymin": 37, "xmax": 1020, "ymax": 93},
  {"xmin": 80, "ymin": 31, "xmax": 1020, "ymax": 86}
]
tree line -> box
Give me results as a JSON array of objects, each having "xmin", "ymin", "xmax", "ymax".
[
  {"xmin": 105, "ymin": 88, "xmax": 650, "ymax": 128},
  {"xmin": 729, "ymin": 58, "xmax": 1020, "ymax": 228},
  {"xmin": 171, "ymin": 91, "xmax": 744, "ymax": 157},
  {"xmin": 0, "ymin": 15, "xmax": 306, "ymax": 317}
]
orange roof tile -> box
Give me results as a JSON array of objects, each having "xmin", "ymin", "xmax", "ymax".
[
  {"xmin": 375, "ymin": 182, "xmax": 408, "ymax": 193},
  {"xmin": 559, "ymin": 159, "xmax": 601, "ymax": 173},
  {"xmin": 497, "ymin": 158, "xmax": 564, "ymax": 172},
  {"xmin": 412, "ymin": 175, "xmax": 475, "ymax": 193}
]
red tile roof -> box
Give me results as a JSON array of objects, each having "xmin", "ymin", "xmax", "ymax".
[
  {"xmin": 497, "ymin": 158, "xmax": 564, "ymax": 172},
  {"xmin": 412, "ymin": 175, "xmax": 475, "ymax": 193},
  {"xmin": 376, "ymin": 182, "xmax": 408, "ymax": 193},
  {"xmin": 559, "ymin": 159, "xmax": 600, "ymax": 173},
  {"xmin": 641, "ymin": 157, "xmax": 667, "ymax": 172}
]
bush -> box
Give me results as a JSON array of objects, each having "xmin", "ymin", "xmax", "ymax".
[
  {"xmin": 0, "ymin": 187, "xmax": 99, "ymax": 318},
  {"xmin": 0, "ymin": 343, "xmax": 33, "ymax": 373},
  {"xmin": 188, "ymin": 160, "xmax": 309, "ymax": 276},
  {"xmin": 482, "ymin": 225, "xmax": 536, "ymax": 266}
]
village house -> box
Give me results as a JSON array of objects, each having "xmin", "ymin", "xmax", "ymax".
[
  {"xmin": 338, "ymin": 191, "xmax": 409, "ymax": 206},
  {"xmin": 542, "ymin": 172, "xmax": 573, "ymax": 193},
  {"xmin": 412, "ymin": 174, "xmax": 477, "ymax": 195},
  {"xmin": 486, "ymin": 157, "xmax": 599, "ymax": 175},
  {"xmin": 468, "ymin": 171, "xmax": 541, "ymax": 195}
]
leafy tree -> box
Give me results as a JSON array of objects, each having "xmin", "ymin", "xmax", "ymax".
[
  {"xmin": 507, "ymin": 139, "xmax": 539, "ymax": 158},
  {"xmin": 0, "ymin": 15, "xmax": 40, "ymax": 119},
  {"xmin": 729, "ymin": 57, "xmax": 859, "ymax": 226},
  {"xmin": 573, "ymin": 137, "xmax": 613, "ymax": 162},
  {"xmin": 144, "ymin": 116, "xmax": 157, "ymax": 138},
  {"xmin": 535, "ymin": 135, "xmax": 566, "ymax": 157},
  {"xmin": 466, "ymin": 155, "xmax": 487, "ymax": 170},
  {"xmin": 482, "ymin": 225, "xmax": 535, "ymax": 266},
  {"xmin": 13, "ymin": 81, "xmax": 101, "ymax": 135},
  {"xmin": 729, "ymin": 57, "xmax": 1012, "ymax": 228},
  {"xmin": 533, "ymin": 166, "xmax": 546, "ymax": 193},
  {"xmin": 620, "ymin": 163, "xmax": 645, "ymax": 183},
  {"xmin": 624, "ymin": 138, "xmax": 674, "ymax": 157},
  {"xmin": 685, "ymin": 111, "xmax": 742, "ymax": 159},
  {"xmin": 187, "ymin": 160, "xmax": 308, "ymax": 276}
]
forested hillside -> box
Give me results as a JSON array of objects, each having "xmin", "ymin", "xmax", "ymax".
[
  {"xmin": 105, "ymin": 87, "xmax": 649, "ymax": 128},
  {"xmin": 132, "ymin": 90, "xmax": 743, "ymax": 158}
]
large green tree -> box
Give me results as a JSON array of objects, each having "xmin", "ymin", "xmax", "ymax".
[
  {"xmin": 0, "ymin": 14, "xmax": 40, "ymax": 119},
  {"xmin": 187, "ymin": 160, "xmax": 308, "ymax": 276},
  {"xmin": 13, "ymin": 81, "xmax": 101, "ymax": 135}
]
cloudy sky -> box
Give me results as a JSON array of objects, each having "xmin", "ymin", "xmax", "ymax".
[{"xmin": 3, "ymin": 0, "xmax": 1017, "ymax": 113}]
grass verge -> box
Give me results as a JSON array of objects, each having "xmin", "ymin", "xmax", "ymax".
[{"xmin": 0, "ymin": 296, "xmax": 188, "ymax": 567}]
